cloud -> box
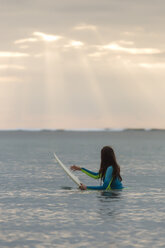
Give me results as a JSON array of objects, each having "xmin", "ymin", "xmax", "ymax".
[
  {"xmin": 19, "ymin": 45, "xmax": 30, "ymax": 49},
  {"xmin": 121, "ymin": 32, "xmax": 135, "ymax": 36},
  {"xmin": 65, "ymin": 40, "xmax": 84, "ymax": 48},
  {"xmin": 88, "ymin": 52, "xmax": 106, "ymax": 58},
  {"xmin": 0, "ymin": 52, "xmax": 29, "ymax": 57},
  {"xmin": 139, "ymin": 63, "xmax": 165, "ymax": 69},
  {"xmin": 14, "ymin": 38, "xmax": 37, "ymax": 44},
  {"xmin": 119, "ymin": 40, "xmax": 134, "ymax": 45},
  {"xmin": 12, "ymin": 31, "xmax": 162, "ymax": 60},
  {"xmin": 13, "ymin": 31, "xmax": 86, "ymax": 55},
  {"xmin": 0, "ymin": 76, "xmax": 21, "ymax": 83},
  {"xmin": 0, "ymin": 65, "xmax": 25, "ymax": 70},
  {"xmin": 74, "ymin": 23, "xmax": 97, "ymax": 31},
  {"xmin": 33, "ymin": 32, "xmax": 62, "ymax": 42},
  {"xmin": 99, "ymin": 43, "xmax": 161, "ymax": 55}
]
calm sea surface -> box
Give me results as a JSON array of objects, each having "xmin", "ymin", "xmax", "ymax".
[{"xmin": 0, "ymin": 130, "xmax": 165, "ymax": 248}]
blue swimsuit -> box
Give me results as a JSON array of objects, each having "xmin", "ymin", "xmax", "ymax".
[{"xmin": 81, "ymin": 166, "xmax": 123, "ymax": 190}]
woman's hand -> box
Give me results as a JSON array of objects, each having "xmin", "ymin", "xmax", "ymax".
[
  {"xmin": 70, "ymin": 165, "xmax": 81, "ymax": 171},
  {"xmin": 79, "ymin": 183, "xmax": 87, "ymax": 190}
]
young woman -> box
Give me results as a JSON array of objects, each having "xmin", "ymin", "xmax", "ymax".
[{"xmin": 70, "ymin": 146, "xmax": 123, "ymax": 190}]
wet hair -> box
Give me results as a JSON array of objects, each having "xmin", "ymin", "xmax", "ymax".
[{"xmin": 99, "ymin": 146, "xmax": 122, "ymax": 181}]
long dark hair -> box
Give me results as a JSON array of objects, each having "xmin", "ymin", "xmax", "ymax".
[{"xmin": 99, "ymin": 146, "xmax": 122, "ymax": 181}]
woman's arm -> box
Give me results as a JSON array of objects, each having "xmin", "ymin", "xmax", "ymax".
[
  {"xmin": 70, "ymin": 165, "xmax": 100, "ymax": 179},
  {"xmin": 84, "ymin": 166, "xmax": 113, "ymax": 190},
  {"xmin": 81, "ymin": 168, "xmax": 100, "ymax": 179}
]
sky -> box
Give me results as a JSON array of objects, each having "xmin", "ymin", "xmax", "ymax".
[{"xmin": 0, "ymin": 0, "xmax": 165, "ymax": 130}]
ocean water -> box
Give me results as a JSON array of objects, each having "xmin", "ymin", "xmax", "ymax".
[{"xmin": 0, "ymin": 130, "xmax": 165, "ymax": 248}]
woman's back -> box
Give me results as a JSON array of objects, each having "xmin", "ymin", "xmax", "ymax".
[
  {"xmin": 110, "ymin": 176, "xmax": 123, "ymax": 189},
  {"xmin": 102, "ymin": 166, "xmax": 123, "ymax": 190}
]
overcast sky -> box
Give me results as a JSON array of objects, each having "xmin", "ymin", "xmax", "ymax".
[{"xmin": 0, "ymin": 0, "xmax": 165, "ymax": 129}]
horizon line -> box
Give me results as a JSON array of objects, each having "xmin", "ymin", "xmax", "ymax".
[{"xmin": 0, "ymin": 128, "xmax": 165, "ymax": 132}]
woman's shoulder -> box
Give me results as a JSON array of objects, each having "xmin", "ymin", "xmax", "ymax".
[
  {"xmin": 107, "ymin": 165, "xmax": 113, "ymax": 169},
  {"xmin": 106, "ymin": 166, "xmax": 113, "ymax": 173}
]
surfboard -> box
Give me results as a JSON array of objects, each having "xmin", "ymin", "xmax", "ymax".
[{"xmin": 54, "ymin": 153, "xmax": 82, "ymax": 186}]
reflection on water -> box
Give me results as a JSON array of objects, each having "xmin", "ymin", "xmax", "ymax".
[
  {"xmin": 100, "ymin": 189, "xmax": 122, "ymax": 199},
  {"xmin": 60, "ymin": 186, "xmax": 73, "ymax": 190},
  {"xmin": 96, "ymin": 190, "xmax": 123, "ymax": 218}
]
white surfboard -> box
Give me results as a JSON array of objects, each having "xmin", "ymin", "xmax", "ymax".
[{"xmin": 54, "ymin": 153, "xmax": 82, "ymax": 186}]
